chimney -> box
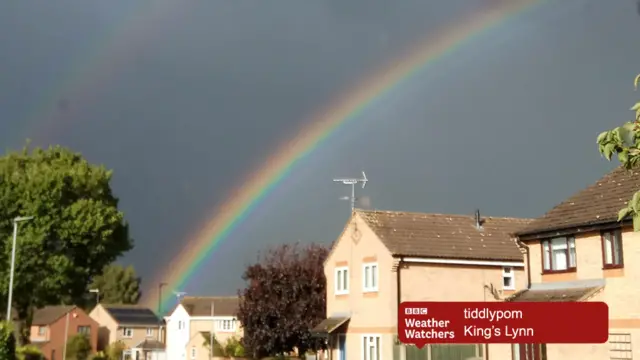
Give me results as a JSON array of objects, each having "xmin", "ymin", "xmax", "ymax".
[{"xmin": 475, "ymin": 209, "xmax": 482, "ymax": 229}]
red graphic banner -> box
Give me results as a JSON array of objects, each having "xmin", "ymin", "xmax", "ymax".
[{"xmin": 398, "ymin": 301, "xmax": 608, "ymax": 347}]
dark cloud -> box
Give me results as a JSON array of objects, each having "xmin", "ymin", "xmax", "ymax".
[{"xmin": 0, "ymin": 0, "xmax": 637, "ymax": 301}]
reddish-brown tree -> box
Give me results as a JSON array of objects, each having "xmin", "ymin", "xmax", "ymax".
[{"xmin": 237, "ymin": 242, "xmax": 329, "ymax": 358}]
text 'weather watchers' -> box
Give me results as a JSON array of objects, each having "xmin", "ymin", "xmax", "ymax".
[{"xmin": 398, "ymin": 302, "xmax": 609, "ymax": 347}]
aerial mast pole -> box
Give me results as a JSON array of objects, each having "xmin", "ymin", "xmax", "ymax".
[{"xmin": 333, "ymin": 171, "xmax": 368, "ymax": 211}]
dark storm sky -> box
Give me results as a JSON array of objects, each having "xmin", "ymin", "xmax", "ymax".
[{"xmin": 0, "ymin": 0, "xmax": 638, "ymax": 298}]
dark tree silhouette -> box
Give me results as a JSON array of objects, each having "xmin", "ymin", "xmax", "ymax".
[{"xmin": 237, "ymin": 243, "xmax": 329, "ymax": 358}]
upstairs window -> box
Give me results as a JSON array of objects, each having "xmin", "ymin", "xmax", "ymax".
[
  {"xmin": 363, "ymin": 263, "xmax": 378, "ymax": 292},
  {"xmin": 217, "ymin": 319, "xmax": 236, "ymax": 331},
  {"xmin": 602, "ymin": 229, "xmax": 624, "ymax": 269},
  {"xmin": 502, "ymin": 267, "xmax": 515, "ymax": 290},
  {"xmin": 542, "ymin": 236, "xmax": 576, "ymax": 272},
  {"xmin": 77, "ymin": 326, "xmax": 90, "ymax": 336},
  {"xmin": 122, "ymin": 328, "xmax": 133, "ymax": 338},
  {"xmin": 335, "ymin": 267, "xmax": 349, "ymax": 295}
]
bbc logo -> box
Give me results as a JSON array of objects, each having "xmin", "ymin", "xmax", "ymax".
[{"xmin": 404, "ymin": 308, "xmax": 428, "ymax": 315}]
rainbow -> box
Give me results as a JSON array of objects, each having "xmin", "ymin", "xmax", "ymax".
[
  {"xmin": 142, "ymin": 0, "xmax": 546, "ymax": 313},
  {"xmin": 28, "ymin": 0, "xmax": 186, "ymax": 143}
]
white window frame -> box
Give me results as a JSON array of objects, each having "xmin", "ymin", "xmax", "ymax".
[
  {"xmin": 362, "ymin": 263, "xmax": 379, "ymax": 293},
  {"xmin": 146, "ymin": 327, "xmax": 153, "ymax": 337},
  {"xmin": 542, "ymin": 236, "xmax": 576, "ymax": 272},
  {"xmin": 38, "ymin": 326, "xmax": 45, "ymax": 335},
  {"xmin": 335, "ymin": 266, "xmax": 349, "ymax": 295},
  {"xmin": 361, "ymin": 334, "xmax": 381, "ymax": 360},
  {"xmin": 122, "ymin": 327, "xmax": 133, "ymax": 338},
  {"xmin": 502, "ymin": 267, "xmax": 515, "ymax": 290},
  {"xmin": 216, "ymin": 318, "xmax": 237, "ymax": 332},
  {"xmin": 191, "ymin": 347, "xmax": 197, "ymax": 359}
]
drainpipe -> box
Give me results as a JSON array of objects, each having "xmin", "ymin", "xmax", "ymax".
[
  {"xmin": 396, "ymin": 257, "xmax": 405, "ymax": 360},
  {"xmin": 516, "ymin": 239, "xmax": 532, "ymax": 290}
]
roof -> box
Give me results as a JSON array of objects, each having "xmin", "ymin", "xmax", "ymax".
[
  {"xmin": 178, "ymin": 296, "xmax": 239, "ymax": 317},
  {"xmin": 101, "ymin": 305, "xmax": 162, "ymax": 326},
  {"xmin": 356, "ymin": 209, "xmax": 533, "ymax": 261},
  {"xmin": 32, "ymin": 306, "xmax": 76, "ymax": 326},
  {"xmin": 517, "ymin": 166, "xmax": 640, "ymax": 236},
  {"xmin": 311, "ymin": 317, "xmax": 350, "ymax": 334},
  {"xmin": 505, "ymin": 286, "xmax": 603, "ymax": 302},
  {"xmin": 134, "ymin": 339, "xmax": 165, "ymax": 350}
]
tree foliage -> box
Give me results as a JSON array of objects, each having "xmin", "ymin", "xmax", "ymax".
[
  {"xmin": 237, "ymin": 243, "xmax": 328, "ymax": 358},
  {"xmin": 202, "ymin": 334, "xmax": 245, "ymax": 357},
  {"xmin": 89, "ymin": 264, "xmax": 141, "ymax": 305},
  {"xmin": 598, "ymin": 75, "xmax": 640, "ymax": 230},
  {"xmin": 0, "ymin": 145, "xmax": 132, "ymax": 332},
  {"xmin": 17, "ymin": 344, "xmax": 44, "ymax": 360},
  {"xmin": 65, "ymin": 334, "xmax": 92, "ymax": 360},
  {"xmin": 0, "ymin": 321, "xmax": 16, "ymax": 360}
]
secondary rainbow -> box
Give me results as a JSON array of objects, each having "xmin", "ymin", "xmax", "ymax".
[{"xmin": 143, "ymin": 0, "xmax": 546, "ymax": 312}]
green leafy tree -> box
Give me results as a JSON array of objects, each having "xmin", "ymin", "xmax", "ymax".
[
  {"xmin": 0, "ymin": 145, "xmax": 132, "ymax": 339},
  {"xmin": 17, "ymin": 345, "xmax": 44, "ymax": 360},
  {"xmin": 89, "ymin": 264, "xmax": 141, "ymax": 305},
  {"xmin": 105, "ymin": 341, "xmax": 125, "ymax": 360},
  {"xmin": 65, "ymin": 334, "xmax": 92, "ymax": 360},
  {"xmin": 0, "ymin": 322, "xmax": 16, "ymax": 360},
  {"xmin": 598, "ymin": 75, "xmax": 640, "ymax": 230},
  {"xmin": 201, "ymin": 334, "xmax": 245, "ymax": 358}
]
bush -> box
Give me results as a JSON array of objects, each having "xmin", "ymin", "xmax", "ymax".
[
  {"xmin": 65, "ymin": 334, "xmax": 92, "ymax": 360},
  {"xmin": 89, "ymin": 352, "xmax": 108, "ymax": 360},
  {"xmin": 0, "ymin": 321, "xmax": 17, "ymax": 360},
  {"xmin": 17, "ymin": 345, "xmax": 44, "ymax": 360},
  {"xmin": 225, "ymin": 337, "xmax": 245, "ymax": 357},
  {"xmin": 105, "ymin": 342, "xmax": 125, "ymax": 360}
]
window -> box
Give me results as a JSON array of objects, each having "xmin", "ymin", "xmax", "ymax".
[
  {"xmin": 38, "ymin": 326, "xmax": 45, "ymax": 336},
  {"xmin": 512, "ymin": 343, "xmax": 546, "ymax": 360},
  {"xmin": 602, "ymin": 230, "xmax": 624, "ymax": 269},
  {"xmin": 609, "ymin": 333, "xmax": 632, "ymax": 359},
  {"xmin": 362, "ymin": 335, "xmax": 381, "ymax": 360},
  {"xmin": 502, "ymin": 267, "xmax": 515, "ymax": 290},
  {"xmin": 541, "ymin": 236, "xmax": 576, "ymax": 272},
  {"xmin": 178, "ymin": 320, "xmax": 184, "ymax": 330},
  {"xmin": 122, "ymin": 328, "xmax": 133, "ymax": 338},
  {"xmin": 363, "ymin": 263, "xmax": 378, "ymax": 292},
  {"xmin": 146, "ymin": 328, "xmax": 154, "ymax": 337},
  {"xmin": 191, "ymin": 347, "xmax": 197, "ymax": 359},
  {"xmin": 218, "ymin": 319, "xmax": 237, "ymax": 331},
  {"xmin": 335, "ymin": 267, "xmax": 349, "ymax": 295},
  {"xmin": 77, "ymin": 326, "xmax": 90, "ymax": 336}
]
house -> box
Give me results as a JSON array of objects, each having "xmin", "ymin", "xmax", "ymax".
[
  {"xmin": 165, "ymin": 296, "xmax": 242, "ymax": 360},
  {"xmin": 505, "ymin": 166, "xmax": 640, "ymax": 360},
  {"xmin": 30, "ymin": 305, "xmax": 99, "ymax": 360},
  {"xmin": 89, "ymin": 304, "xmax": 164, "ymax": 359},
  {"xmin": 311, "ymin": 209, "xmax": 532, "ymax": 360}
]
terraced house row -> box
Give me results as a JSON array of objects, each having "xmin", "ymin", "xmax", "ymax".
[{"xmin": 313, "ymin": 166, "xmax": 640, "ymax": 360}]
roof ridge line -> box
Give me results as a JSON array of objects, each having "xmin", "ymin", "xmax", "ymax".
[{"xmin": 357, "ymin": 209, "xmax": 533, "ymax": 220}]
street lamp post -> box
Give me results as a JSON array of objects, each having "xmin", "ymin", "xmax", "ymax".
[
  {"xmin": 89, "ymin": 289, "xmax": 100, "ymax": 305},
  {"xmin": 6, "ymin": 216, "xmax": 34, "ymax": 320}
]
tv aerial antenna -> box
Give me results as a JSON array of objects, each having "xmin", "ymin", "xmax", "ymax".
[
  {"xmin": 173, "ymin": 291, "xmax": 187, "ymax": 302},
  {"xmin": 333, "ymin": 171, "xmax": 368, "ymax": 211}
]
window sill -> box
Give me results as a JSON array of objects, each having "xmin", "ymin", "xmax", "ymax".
[
  {"xmin": 541, "ymin": 268, "xmax": 576, "ymax": 275},
  {"xmin": 502, "ymin": 287, "xmax": 516, "ymax": 292},
  {"xmin": 603, "ymin": 265, "xmax": 624, "ymax": 270},
  {"xmin": 335, "ymin": 291, "xmax": 349, "ymax": 296},
  {"xmin": 362, "ymin": 289, "xmax": 378, "ymax": 293}
]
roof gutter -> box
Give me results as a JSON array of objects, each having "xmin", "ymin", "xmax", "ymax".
[{"xmin": 517, "ymin": 218, "xmax": 632, "ymax": 241}]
